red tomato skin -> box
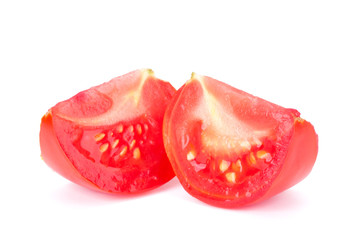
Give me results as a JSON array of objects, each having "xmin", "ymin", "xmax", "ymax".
[
  {"xmin": 163, "ymin": 81, "xmax": 318, "ymax": 208},
  {"xmin": 259, "ymin": 119, "xmax": 318, "ymax": 202},
  {"xmin": 40, "ymin": 70, "xmax": 176, "ymax": 194},
  {"xmin": 40, "ymin": 112, "xmax": 104, "ymax": 193}
]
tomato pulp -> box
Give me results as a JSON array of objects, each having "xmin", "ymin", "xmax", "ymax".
[
  {"xmin": 163, "ymin": 73, "xmax": 318, "ymax": 207},
  {"xmin": 40, "ymin": 69, "xmax": 176, "ymax": 193}
]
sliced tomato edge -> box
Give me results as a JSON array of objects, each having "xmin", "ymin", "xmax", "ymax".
[
  {"xmin": 41, "ymin": 111, "xmax": 175, "ymax": 194},
  {"xmin": 40, "ymin": 111, "xmax": 105, "ymax": 193},
  {"xmin": 163, "ymin": 85, "xmax": 318, "ymax": 208},
  {"xmin": 256, "ymin": 118, "xmax": 318, "ymax": 204}
]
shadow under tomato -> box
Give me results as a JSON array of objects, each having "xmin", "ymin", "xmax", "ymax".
[
  {"xmin": 51, "ymin": 177, "xmax": 180, "ymax": 206},
  {"xmin": 239, "ymin": 189, "xmax": 307, "ymax": 212},
  {"xmin": 172, "ymin": 187, "xmax": 307, "ymax": 211}
]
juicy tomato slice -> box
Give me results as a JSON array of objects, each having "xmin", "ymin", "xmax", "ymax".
[
  {"xmin": 163, "ymin": 73, "xmax": 318, "ymax": 207},
  {"xmin": 40, "ymin": 69, "xmax": 176, "ymax": 193}
]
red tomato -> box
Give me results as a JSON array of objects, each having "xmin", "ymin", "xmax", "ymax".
[
  {"xmin": 40, "ymin": 69, "xmax": 176, "ymax": 193},
  {"xmin": 163, "ymin": 73, "xmax": 318, "ymax": 207}
]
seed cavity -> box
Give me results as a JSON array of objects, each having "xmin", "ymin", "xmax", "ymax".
[
  {"xmin": 219, "ymin": 160, "xmax": 230, "ymax": 172},
  {"xmin": 94, "ymin": 133, "xmax": 105, "ymax": 142},
  {"xmin": 99, "ymin": 143, "xmax": 109, "ymax": 153},
  {"xmin": 112, "ymin": 139, "xmax": 119, "ymax": 149},
  {"xmin": 133, "ymin": 148, "xmax": 141, "ymax": 159},
  {"xmin": 187, "ymin": 150, "xmax": 196, "ymax": 161},
  {"xmin": 119, "ymin": 145, "xmax": 128, "ymax": 157},
  {"xmin": 144, "ymin": 124, "xmax": 149, "ymax": 132},
  {"xmin": 225, "ymin": 172, "xmax": 236, "ymax": 183}
]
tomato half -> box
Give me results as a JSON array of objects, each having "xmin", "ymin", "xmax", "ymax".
[
  {"xmin": 40, "ymin": 69, "xmax": 176, "ymax": 193},
  {"xmin": 163, "ymin": 73, "xmax": 318, "ymax": 207}
]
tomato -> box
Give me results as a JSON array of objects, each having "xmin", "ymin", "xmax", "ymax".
[
  {"xmin": 163, "ymin": 73, "xmax": 318, "ymax": 207},
  {"xmin": 40, "ymin": 69, "xmax": 176, "ymax": 193}
]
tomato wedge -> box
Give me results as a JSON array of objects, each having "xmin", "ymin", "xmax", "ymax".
[
  {"xmin": 163, "ymin": 73, "xmax": 318, "ymax": 207},
  {"xmin": 40, "ymin": 69, "xmax": 176, "ymax": 193}
]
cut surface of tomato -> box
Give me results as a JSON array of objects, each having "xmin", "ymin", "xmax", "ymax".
[
  {"xmin": 163, "ymin": 73, "xmax": 318, "ymax": 207},
  {"xmin": 40, "ymin": 69, "xmax": 176, "ymax": 193}
]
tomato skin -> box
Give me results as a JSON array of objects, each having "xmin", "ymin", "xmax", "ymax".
[
  {"xmin": 40, "ymin": 69, "xmax": 176, "ymax": 194},
  {"xmin": 260, "ymin": 119, "xmax": 318, "ymax": 202},
  {"xmin": 40, "ymin": 112, "xmax": 104, "ymax": 192},
  {"xmin": 163, "ymin": 75, "xmax": 318, "ymax": 208}
]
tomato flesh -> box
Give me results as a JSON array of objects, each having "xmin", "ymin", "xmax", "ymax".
[
  {"xmin": 40, "ymin": 69, "xmax": 176, "ymax": 193},
  {"xmin": 163, "ymin": 73, "xmax": 318, "ymax": 207}
]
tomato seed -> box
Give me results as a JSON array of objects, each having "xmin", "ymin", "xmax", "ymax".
[
  {"xmin": 99, "ymin": 143, "xmax": 109, "ymax": 153},
  {"xmin": 112, "ymin": 139, "xmax": 119, "ymax": 148},
  {"xmin": 256, "ymin": 150, "xmax": 267, "ymax": 159},
  {"xmin": 94, "ymin": 133, "xmax": 105, "ymax": 142},
  {"xmin": 117, "ymin": 124, "xmax": 123, "ymax": 133},
  {"xmin": 249, "ymin": 152, "xmax": 256, "ymax": 165},
  {"xmin": 219, "ymin": 160, "xmax": 230, "ymax": 172},
  {"xmin": 129, "ymin": 139, "xmax": 136, "ymax": 149},
  {"xmin": 143, "ymin": 124, "xmax": 149, "ymax": 132},
  {"xmin": 136, "ymin": 124, "xmax": 142, "ymax": 135},
  {"xmin": 119, "ymin": 146, "xmax": 128, "ymax": 157},
  {"xmin": 236, "ymin": 160, "xmax": 243, "ymax": 172},
  {"xmin": 127, "ymin": 125, "xmax": 134, "ymax": 133},
  {"xmin": 225, "ymin": 172, "xmax": 236, "ymax": 183},
  {"xmin": 187, "ymin": 150, "xmax": 196, "ymax": 161},
  {"xmin": 133, "ymin": 148, "xmax": 141, "ymax": 159},
  {"xmin": 256, "ymin": 150, "xmax": 272, "ymax": 162}
]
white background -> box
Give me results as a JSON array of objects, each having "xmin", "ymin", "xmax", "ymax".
[{"xmin": 1, "ymin": 0, "xmax": 351, "ymax": 239}]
